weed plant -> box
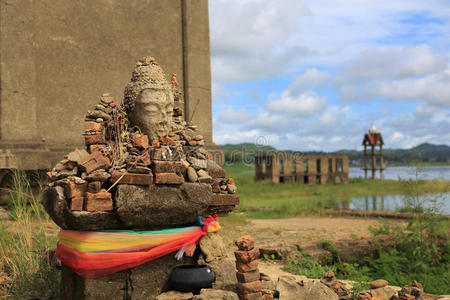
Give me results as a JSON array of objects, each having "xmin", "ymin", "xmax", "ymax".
[
  {"xmin": 283, "ymin": 200, "xmax": 449, "ymax": 295},
  {"xmin": 0, "ymin": 170, "xmax": 59, "ymax": 298}
]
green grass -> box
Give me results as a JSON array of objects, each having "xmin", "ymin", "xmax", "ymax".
[
  {"xmin": 282, "ymin": 213, "xmax": 450, "ymax": 296},
  {"xmin": 0, "ymin": 170, "xmax": 60, "ymax": 298},
  {"xmin": 223, "ymin": 164, "xmax": 450, "ymax": 218}
]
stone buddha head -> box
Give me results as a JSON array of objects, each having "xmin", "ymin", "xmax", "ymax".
[{"xmin": 124, "ymin": 57, "xmax": 174, "ymax": 140}]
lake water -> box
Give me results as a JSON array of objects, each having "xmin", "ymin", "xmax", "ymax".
[
  {"xmin": 349, "ymin": 165, "xmax": 450, "ymax": 181},
  {"xmin": 349, "ymin": 166, "xmax": 450, "ymax": 214},
  {"xmin": 346, "ymin": 194, "xmax": 450, "ymax": 214}
]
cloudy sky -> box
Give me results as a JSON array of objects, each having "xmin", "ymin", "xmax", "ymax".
[{"xmin": 209, "ymin": 0, "xmax": 450, "ymax": 151}]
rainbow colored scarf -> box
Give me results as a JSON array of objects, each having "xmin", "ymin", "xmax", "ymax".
[{"xmin": 56, "ymin": 215, "xmax": 220, "ymax": 278}]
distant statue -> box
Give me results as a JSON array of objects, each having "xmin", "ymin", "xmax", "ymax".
[{"xmin": 124, "ymin": 57, "xmax": 174, "ymax": 140}]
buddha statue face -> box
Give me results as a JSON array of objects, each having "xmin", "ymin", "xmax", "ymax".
[
  {"xmin": 132, "ymin": 88, "xmax": 174, "ymax": 139},
  {"xmin": 124, "ymin": 57, "xmax": 175, "ymax": 140}
]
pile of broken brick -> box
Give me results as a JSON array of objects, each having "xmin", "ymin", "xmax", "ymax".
[
  {"xmin": 47, "ymin": 93, "xmax": 238, "ymax": 217},
  {"xmin": 235, "ymin": 235, "xmax": 273, "ymax": 300},
  {"xmin": 357, "ymin": 279, "xmax": 430, "ymax": 300}
]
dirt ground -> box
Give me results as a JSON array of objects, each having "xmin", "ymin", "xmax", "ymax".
[
  {"xmin": 221, "ymin": 215, "xmax": 404, "ymax": 249},
  {"xmin": 220, "ymin": 215, "xmax": 405, "ymax": 280}
]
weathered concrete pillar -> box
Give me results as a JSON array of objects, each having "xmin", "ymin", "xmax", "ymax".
[
  {"xmin": 0, "ymin": 0, "xmax": 38, "ymax": 142},
  {"xmin": 320, "ymin": 157, "xmax": 328, "ymax": 184},
  {"xmin": 308, "ymin": 157, "xmax": 316, "ymax": 185},
  {"xmin": 271, "ymin": 155, "xmax": 280, "ymax": 184},
  {"xmin": 182, "ymin": 0, "xmax": 222, "ymax": 163},
  {"xmin": 283, "ymin": 154, "xmax": 293, "ymax": 183},
  {"xmin": 295, "ymin": 156, "xmax": 304, "ymax": 184},
  {"xmin": 341, "ymin": 156, "xmax": 349, "ymax": 183},
  {"xmin": 255, "ymin": 156, "xmax": 263, "ymax": 181}
]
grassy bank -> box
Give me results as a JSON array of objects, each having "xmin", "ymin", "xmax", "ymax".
[{"xmin": 223, "ymin": 164, "xmax": 450, "ymax": 218}]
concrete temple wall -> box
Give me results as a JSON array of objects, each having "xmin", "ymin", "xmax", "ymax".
[
  {"xmin": 0, "ymin": 0, "xmax": 219, "ymax": 171},
  {"xmin": 256, "ymin": 154, "xmax": 350, "ymax": 185}
]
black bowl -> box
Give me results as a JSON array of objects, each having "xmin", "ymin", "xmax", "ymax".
[{"xmin": 169, "ymin": 264, "xmax": 214, "ymax": 292}]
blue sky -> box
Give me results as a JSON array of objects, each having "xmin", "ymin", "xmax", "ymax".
[{"xmin": 209, "ymin": 0, "xmax": 450, "ymax": 151}]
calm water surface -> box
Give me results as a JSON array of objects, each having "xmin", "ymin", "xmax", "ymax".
[
  {"xmin": 349, "ymin": 165, "xmax": 450, "ymax": 181},
  {"xmin": 349, "ymin": 166, "xmax": 450, "ymax": 214}
]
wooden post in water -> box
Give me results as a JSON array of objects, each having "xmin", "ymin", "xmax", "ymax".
[
  {"xmin": 371, "ymin": 144, "xmax": 376, "ymax": 180},
  {"xmin": 380, "ymin": 144, "xmax": 384, "ymax": 180},
  {"xmin": 363, "ymin": 144, "xmax": 368, "ymax": 179},
  {"xmin": 362, "ymin": 124, "xmax": 385, "ymax": 181}
]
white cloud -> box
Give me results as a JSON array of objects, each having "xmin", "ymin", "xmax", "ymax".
[
  {"xmin": 266, "ymin": 91, "xmax": 327, "ymax": 117},
  {"xmin": 337, "ymin": 45, "xmax": 447, "ymax": 82},
  {"xmin": 365, "ymin": 67, "xmax": 450, "ymax": 106},
  {"xmin": 210, "ymin": 1, "xmax": 450, "ymax": 151},
  {"xmin": 415, "ymin": 104, "xmax": 437, "ymax": 117},
  {"xmin": 217, "ymin": 107, "xmax": 250, "ymax": 124},
  {"xmin": 210, "ymin": 0, "xmax": 313, "ymax": 82},
  {"xmin": 288, "ymin": 69, "xmax": 331, "ymax": 95},
  {"xmin": 212, "ymin": 83, "xmax": 231, "ymax": 100},
  {"xmin": 214, "ymin": 129, "xmax": 261, "ymax": 145},
  {"xmin": 245, "ymin": 111, "xmax": 295, "ymax": 133}
]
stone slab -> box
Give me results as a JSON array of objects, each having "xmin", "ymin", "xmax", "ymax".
[
  {"xmin": 210, "ymin": 194, "xmax": 240, "ymax": 206},
  {"xmin": 115, "ymin": 183, "xmax": 211, "ymax": 228}
]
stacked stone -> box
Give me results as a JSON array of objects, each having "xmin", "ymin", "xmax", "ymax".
[
  {"xmin": 321, "ymin": 271, "xmax": 351, "ymax": 300},
  {"xmin": 47, "ymin": 76, "xmax": 238, "ymax": 215},
  {"xmin": 234, "ymin": 235, "xmax": 264, "ymax": 300},
  {"xmin": 393, "ymin": 282, "xmax": 425, "ymax": 300},
  {"xmin": 42, "ymin": 56, "xmax": 243, "ymax": 299}
]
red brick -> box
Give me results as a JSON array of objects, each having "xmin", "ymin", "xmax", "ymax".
[
  {"xmin": 236, "ymin": 235, "xmax": 255, "ymax": 251},
  {"xmin": 152, "ymin": 161, "xmax": 186, "ymax": 174},
  {"xmin": 88, "ymin": 144, "xmax": 106, "ymax": 153},
  {"xmin": 188, "ymin": 140, "xmax": 198, "ymax": 146},
  {"xmin": 70, "ymin": 197, "xmax": 84, "ymax": 211},
  {"xmin": 238, "ymin": 281, "xmax": 262, "ymax": 295},
  {"xmin": 132, "ymin": 134, "xmax": 149, "ymax": 149},
  {"xmin": 239, "ymin": 292, "xmax": 263, "ymax": 300},
  {"xmin": 159, "ymin": 135, "xmax": 174, "ymax": 146},
  {"xmin": 207, "ymin": 168, "xmax": 226, "ymax": 178},
  {"xmin": 154, "ymin": 173, "xmax": 184, "ymax": 185},
  {"xmin": 173, "ymin": 108, "xmax": 183, "ymax": 117},
  {"xmin": 412, "ymin": 280, "xmax": 423, "ymax": 290},
  {"xmin": 211, "ymin": 181, "xmax": 221, "ymax": 193},
  {"xmin": 151, "ymin": 148, "xmax": 174, "ymax": 160},
  {"xmin": 110, "ymin": 171, "xmax": 153, "ymax": 185},
  {"xmin": 84, "ymin": 121, "xmax": 103, "ymax": 132},
  {"xmin": 211, "ymin": 194, "xmax": 240, "ymax": 206},
  {"xmin": 84, "ymin": 134, "xmax": 106, "ymax": 145},
  {"xmin": 86, "ymin": 192, "xmax": 113, "ymax": 212},
  {"xmin": 78, "ymin": 151, "xmax": 111, "ymax": 174},
  {"xmin": 65, "ymin": 181, "xmax": 87, "ymax": 199},
  {"xmin": 152, "ymin": 138, "xmax": 161, "ymax": 148},
  {"xmin": 262, "ymin": 294, "xmax": 273, "ymax": 300},
  {"xmin": 235, "ymin": 260, "xmax": 258, "ymax": 273},
  {"xmin": 87, "ymin": 181, "xmax": 102, "ymax": 193},
  {"xmin": 137, "ymin": 150, "xmax": 151, "ymax": 165},
  {"xmin": 235, "ymin": 248, "xmax": 260, "ymax": 264},
  {"xmin": 236, "ymin": 271, "xmax": 260, "ymax": 283}
]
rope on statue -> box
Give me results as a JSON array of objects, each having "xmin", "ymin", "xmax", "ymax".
[{"xmin": 56, "ymin": 215, "xmax": 220, "ymax": 278}]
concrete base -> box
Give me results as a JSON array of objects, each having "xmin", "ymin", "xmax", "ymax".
[{"xmin": 61, "ymin": 253, "xmax": 192, "ymax": 300}]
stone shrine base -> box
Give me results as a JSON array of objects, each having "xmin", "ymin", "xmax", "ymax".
[{"xmin": 61, "ymin": 253, "xmax": 188, "ymax": 300}]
